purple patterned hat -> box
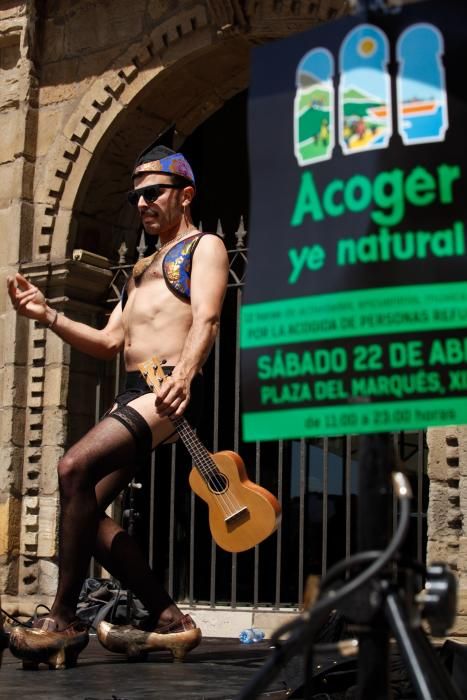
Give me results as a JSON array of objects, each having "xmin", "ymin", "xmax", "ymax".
[{"xmin": 132, "ymin": 144, "xmax": 195, "ymax": 185}]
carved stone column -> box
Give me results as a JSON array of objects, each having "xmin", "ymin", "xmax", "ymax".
[
  {"xmin": 427, "ymin": 426, "xmax": 467, "ymax": 637},
  {"xmin": 0, "ymin": 0, "xmax": 39, "ymax": 601},
  {"xmin": 3, "ymin": 257, "xmax": 112, "ymax": 614}
]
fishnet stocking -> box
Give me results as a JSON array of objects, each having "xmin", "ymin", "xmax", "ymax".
[
  {"xmin": 94, "ymin": 471, "xmax": 175, "ymax": 625},
  {"xmin": 50, "ymin": 414, "xmax": 178, "ymax": 629}
]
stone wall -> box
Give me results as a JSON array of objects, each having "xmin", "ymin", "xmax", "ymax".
[
  {"xmin": 427, "ymin": 426, "xmax": 467, "ymax": 636},
  {"xmin": 0, "ymin": 0, "xmax": 38, "ymax": 599}
]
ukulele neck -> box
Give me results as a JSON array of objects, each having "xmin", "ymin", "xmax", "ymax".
[{"xmin": 170, "ymin": 415, "xmax": 218, "ymax": 482}]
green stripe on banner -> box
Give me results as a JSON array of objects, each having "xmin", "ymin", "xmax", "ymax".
[
  {"xmin": 240, "ymin": 281, "xmax": 467, "ymax": 349},
  {"xmin": 242, "ymin": 396, "xmax": 467, "ymax": 440}
]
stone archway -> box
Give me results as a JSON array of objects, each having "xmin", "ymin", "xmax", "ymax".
[
  {"xmin": 68, "ymin": 36, "xmax": 252, "ymax": 261},
  {"xmin": 33, "ymin": 4, "xmax": 224, "ymax": 261},
  {"xmin": 32, "ymin": 0, "xmax": 348, "ymax": 264}
]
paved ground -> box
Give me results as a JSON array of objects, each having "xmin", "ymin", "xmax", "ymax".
[
  {"xmin": 0, "ymin": 636, "xmax": 291, "ymax": 700},
  {"xmin": 4, "ymin": 631, "xmax": 462, "ymax": 699}
]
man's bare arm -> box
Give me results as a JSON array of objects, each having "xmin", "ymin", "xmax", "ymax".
[
  {"xmin": 7, "ymin": 272, "xmax": 124, "ymax": 360},
  {"xmin": 155, "ymin": 235, "xmax": 229, "ymax": 417}
]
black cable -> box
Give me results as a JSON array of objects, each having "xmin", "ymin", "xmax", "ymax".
[
  {"xmin": 272, "ymin": 494, "xmax": 410, "ymax": 644},
  {"xmin": 321, "ymin": 552, "xmax": 427, "ymax": 593},
  {"xmin": 1, "ymin": 603, "xmax": 53, "ymax": 628},
  {"xmin": 235, "ymin": 492, "xmax": 411, "ymax": 700},
  {"xmin": 320, "ymin": 550, "xmax": 382, "ymax": 591}
]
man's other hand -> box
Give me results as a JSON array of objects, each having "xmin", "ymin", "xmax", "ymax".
[{"xmin": 7, "ymin": 273, "xmax": 48, "ymax": 322}]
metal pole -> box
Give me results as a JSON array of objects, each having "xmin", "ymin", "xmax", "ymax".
[{"xmin": 356, "ymin": 432, "xmax": 394, "ymax": 700}]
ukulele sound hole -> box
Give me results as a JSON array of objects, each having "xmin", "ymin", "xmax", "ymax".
[{"xmin": 207, "ymin": 472, "xmax": 229, "ymax": 495}]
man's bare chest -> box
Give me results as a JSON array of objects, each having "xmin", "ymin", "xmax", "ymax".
[{"xmin": 123, "ymin": 271, "xmax": 188, "ymax": 325}]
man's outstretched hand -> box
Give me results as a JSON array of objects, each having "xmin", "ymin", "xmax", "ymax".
[{"xmin": 7, "ymin": 273, "xmax": 49, "ymax": 323}]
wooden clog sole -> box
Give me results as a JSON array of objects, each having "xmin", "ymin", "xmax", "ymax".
[
  {"xmin": 9, "ymin": 626, "xmax": 89, "ymax": 670},
  {"xmin": 97, "ymin": 620, "xmax": 201, "ymax": 661}
]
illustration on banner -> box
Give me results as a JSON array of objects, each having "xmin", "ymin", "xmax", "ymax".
[
  {"xmin": 294, "ymin": 21, "xmax": 449, "ymax": 166},
  {"xmin": 397, "ymin": 23, "xmax": 448, "ymax": 145},
  {"xmin": 294, "ymin": 48, "xmax": 335, "ymax": 166},
  {"xmin": 339, "ymin": 24, "xmax": 391, "ymax": 155}
]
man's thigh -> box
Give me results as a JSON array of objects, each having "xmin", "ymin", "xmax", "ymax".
[{"xmin": 123, "ymin": 392, "xmax": 176, "ymax": 448}]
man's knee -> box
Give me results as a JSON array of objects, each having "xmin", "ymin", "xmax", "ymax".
[{"xmin": 57, "ymin": 452, "xmax": 90, "ymax": 495}]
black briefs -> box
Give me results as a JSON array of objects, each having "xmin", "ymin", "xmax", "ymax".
[{"xmin": 105, "ymin": 367, "xmax": 204, "ymax": 461}]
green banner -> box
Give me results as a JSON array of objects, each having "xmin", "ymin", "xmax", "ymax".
[
  {"xmin": 242, "ymin": 1, "xmax": 467, "ymax": 440},
  {"xmin": 243, "ymin": 397, "xmax": 466, "ymax": 441},
  {"xmin": 241, "ymin": 281, "xmax": 467, "ymax": 348}
]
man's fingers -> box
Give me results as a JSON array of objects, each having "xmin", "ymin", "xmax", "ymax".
[
  {"xmin": 155, "ymin": 392, "xmax": 187, "ymax": 417},
  {"xmin": 17, "ymin": 293, "xmax": 36, "ymax": 309},
  {"xmin": 155, "ymin": 394, "xmax": 182, "ymax": 411},
  {"xmin": 8, "ymin": 280, "xmax": 20, "ymax": 307},
  {"xmin": 155, "ymin": 380, "xmax": 183, "ymax": 403},
  {"xmin": 7, "ymin": 277, "xmax": 17, "ymax": 298},
  {"xmin": 16, "ymin": 289, "xmax": 37, "ymax": 303},
  {"xmin": 10, "ymin": 272, "xmax": 31, "ymax": 294},
  {"xmin": 154, "ymin": 375, "xmax": 190, "ymax": 418},
  {"xmin": 172, "ymin": 398, "xmax": 189, "ymax": 417},
  {"xmin": 15, "ymin": 272, "xmax": 30, "ymax": 287},
  {"xmin": 155, "ymin": 386, "xmax": 169, "ymax": 403},
  {"xmin": 16, "ymin": 287, "xmax": 37, "ymax": 301},
  {"xmin": 155, "ymin": 388, "xmax": 171, "ymax": 406},
  {"xmin": 7, "ymin": 274, "xmax": 31, "ymax": 300}
]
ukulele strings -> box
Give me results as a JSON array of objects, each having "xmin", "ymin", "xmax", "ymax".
[
  {"xmin": 174, "ymin": 418, "xmax": 244, "ymax": 518},
  {"xmin": 182, "ymin": 434, "xmax": 243, "ymax": 518}
]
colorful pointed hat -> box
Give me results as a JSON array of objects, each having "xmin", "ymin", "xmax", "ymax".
[{"xmin": 132, "ymin": 143, "xmax": 195, "ymax": 184}]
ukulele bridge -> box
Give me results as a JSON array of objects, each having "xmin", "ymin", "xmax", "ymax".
[{"xmin": 224, "ymin": 506, "xmax": 249, "ymax": 525}]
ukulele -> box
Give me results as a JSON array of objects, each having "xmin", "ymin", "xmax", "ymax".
[{"xmin": 138, "ymin": 356, "xmax": 281, "ymax": 553}]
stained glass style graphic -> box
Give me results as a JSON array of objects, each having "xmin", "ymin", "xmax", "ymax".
[
  {"xmin": 396, "ymin": 23, "xmax": 448, "ymax": 145},
  {"xmin": 294, "ymin": 48, "xmax": 335, "ymax": 166},
  {"xmin": 339, "ymin": 24, "xmax": 392, "ymax": 155}
]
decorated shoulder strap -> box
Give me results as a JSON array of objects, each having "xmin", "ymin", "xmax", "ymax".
[{"xmin": 162, "ymin": 233, "xmax": 205, "ymax": 301}]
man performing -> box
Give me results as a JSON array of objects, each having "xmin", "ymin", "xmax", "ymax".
[{"xmin": 6, "ymin": 145, "xmax": 229, "ymax": 669}]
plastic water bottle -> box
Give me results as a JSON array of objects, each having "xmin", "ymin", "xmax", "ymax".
[{"xmin": 239, "ymin": 627, "xmax": 265, "ymax": 644}]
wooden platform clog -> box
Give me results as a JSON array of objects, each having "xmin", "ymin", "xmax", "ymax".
[
  {"xmin": 9, "ymin": 617, "xmax": 89, "ymax": 670},
  {"xmin": 97, "ymin": 614, "xmax": 201, "ymax": 661}
]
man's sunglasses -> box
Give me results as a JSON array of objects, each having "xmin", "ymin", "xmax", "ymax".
[{"xmin": 127, "ymin": 183, "xmax": 184, "ymax": 206}]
